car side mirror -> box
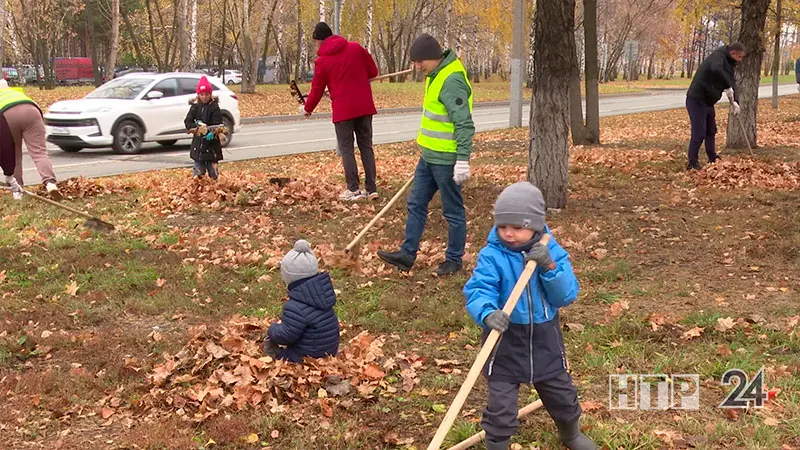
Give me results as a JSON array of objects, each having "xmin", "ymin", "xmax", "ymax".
[{"xmin": 145, "ymin": 90, "xmax": 164, "ymax": 100}]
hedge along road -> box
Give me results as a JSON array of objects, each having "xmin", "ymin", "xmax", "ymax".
[{"xmin": 19, "ymin": 83, "xmax": 799, "ymax": 181}]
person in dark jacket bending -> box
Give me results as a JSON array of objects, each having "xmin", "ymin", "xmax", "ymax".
[
  {"xmin": 795, "ymin": 57, "xmax": 800, "ymax": 93},
  {"xmin": 685, "ymin": 42, "xmax": 746, "ymax": 170},
  {"xmin": 184, "ymin": 76, "xmax": 223, "ymax": 180},
  {"xmin": 263, "ymin": 240, "xmax": 340, "ymax": 363},
  {"xmin": 464, "ymin": 182, "xmax": 595, "ymax": 450}
]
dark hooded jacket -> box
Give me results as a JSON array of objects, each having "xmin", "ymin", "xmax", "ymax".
[
  {"xmin": 267, "ymin": 272, "xmax": 340, "ymax": 362},
  {"xmin": 687, "ymin": 45, "xmax": 740, "ymax": 107},
  {"xmin": 303, "ymin": 35, "xmax": 379, "ymax": 123},
  {"xmin": 184, "ymin": 96, "xmax": 223, "ymax": 161}
]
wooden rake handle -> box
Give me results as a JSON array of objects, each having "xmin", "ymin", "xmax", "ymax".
[
  {"xmin": 447, "ymin": 400, "xmax": 543, "ymax": 450},
  {"xmin": 22, "ymin": 188, "xmax": 99, "ymax": 221},
  {"xmin": 426, "ymin": 234, "xmax": 551, "ymax": 450},
  {"xmin": 370, "ymin": 69, "xmax": 413, "ymax": 82},
  {"xmin": 345, "ymin": 176, "xmax": 414, "ymax": 253}
]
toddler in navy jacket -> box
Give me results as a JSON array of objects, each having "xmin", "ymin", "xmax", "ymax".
[{"xmin": 264, "ymin": 240, "xmax": 340, "ymax": 362}]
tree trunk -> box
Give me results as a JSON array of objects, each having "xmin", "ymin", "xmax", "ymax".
[
  {"xmin": 366, "ymin": 0, "xmax": 373, "ymax": 53},
  {"xmin": 106, "ymin": 0, "xmax": 120, "ymax": 81},
  {"xmin": 190, "ymin": 0, "xmax": 198, "ymax": 67},
  {"xmin": 771, "ymin": 0, "xmax": 781, "ymax": 109},
  {"xmin": 87, "ymin": 0, "xmax": 103, "ymax": 86},
  {"xmin": 584, "ymin": 0, "xmax": 600, "ymax": 143},
  {"xmin": 177, "ymin": 0, "xmax": 190, "ymax": 70},
  {"xmin": 726, "ymin": 0, "xmax": 770, "ymax": 149},
  {"xmin": 319, "ymin": 0, "xmax": 325, "ymax": 22},
  {"xmin": 121, "ymin": 0, "xmax": 146, "ymax": 67},
  {"xmin": 295, "ymin": 0, "xmax": 302, "ymax": 80},
  {"xmin": 529, "ymin": 0, "xmax": 574, "ymax": 209},
  {"xmin": 0, "ymin": 0, "xmax": 6, "ymax": 70}
]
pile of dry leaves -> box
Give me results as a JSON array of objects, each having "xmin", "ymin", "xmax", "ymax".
[
  {"xmin": 571, "ymin": 147, "xmax": 674, "ymax": 172},
  {"xmin": 692, "ymin": 158, "xmax": 800, "ymax": 190},
  {"xmin": 143, "ymin": 315, "xmax": 426, "ymax": 422}
]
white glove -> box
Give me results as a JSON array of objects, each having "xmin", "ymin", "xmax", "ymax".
[
  {"xmin": 731, "ymin": 101, "xmax": 741, "ymax": 116},
  {"xmin": 453, "ymin": 160, "xmax": 470, "ymax": 185},
  {"xmin": 4, "ymin": 175, "xmax": 23, "ymax": 199},
  {"xmin": 796, "ymin": 83, "xmax": 799, "ymax": 94},
  {"xmin": 724, "ymin": 88, "xmax": 734, "ymax": 103}
]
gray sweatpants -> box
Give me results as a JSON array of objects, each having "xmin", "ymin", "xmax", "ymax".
[{"xmin": 482, "ymin": 371, "xmax": 582, "ymax": 441}]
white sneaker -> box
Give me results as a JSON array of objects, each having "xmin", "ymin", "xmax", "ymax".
[
  {"xmin": 46, "ymin": 182, "xmax": 63, "ymax": 200},
  {"xmin": 367, "ymin": 191, "xmax": 379, "ymax": 201},
  {"xmin": 12, "ymin": 191, "xmax": 23, "ymax": 201},
  {"xmin": 339, "ymin": 189, "xmax": 365, "ymax": 201}
]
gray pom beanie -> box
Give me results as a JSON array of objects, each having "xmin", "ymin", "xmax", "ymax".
[
  {"xmin": 280, "ymin": 240, "xmax": 319, "ymax": 285},
  {"xmin": 493, "ymin": 182, "xmax": 546, "ymax": 232}
]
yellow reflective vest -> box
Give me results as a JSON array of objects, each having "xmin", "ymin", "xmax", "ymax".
[{"xmin": 416, "ymin": 58, "xmax": 474, "ymax": 154}]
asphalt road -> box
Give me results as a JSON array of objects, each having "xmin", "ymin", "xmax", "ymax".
[{"xmin": 20, "ymin": 83, "xmax": 799, "ymax": 182}]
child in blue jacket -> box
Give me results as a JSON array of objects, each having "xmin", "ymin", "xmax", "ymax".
[
  {"xmin": 463, "ymin": 182, "xmax": 596, "ymax": 450},
  {"xmin": 263, "ymin": 240, "xmax": 340, "ymax": 363}
]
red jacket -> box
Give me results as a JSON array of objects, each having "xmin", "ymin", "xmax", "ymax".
[{"xmin": 304, "ymin": 36, "xmax": 379, "ymax": 123}]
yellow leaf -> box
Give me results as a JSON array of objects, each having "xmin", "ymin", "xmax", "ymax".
[
  {"xmin": 243, "ymin": 433, "xmax": 259, "ymax": 444},
  {"xmin": 65, "ymin": 280, "xmax": 79, "ymax": 296},
  {"xmin": 318, "ymin": 388, "xmax": 328, "ymax": 398}
]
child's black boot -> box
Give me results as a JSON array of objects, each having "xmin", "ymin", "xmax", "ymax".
[
  {"xmin": 485, "ymin": 437, "xmax": 510, "ymax": 450},
  {"xmin": 555, "ymin": 419, "xmax": 597, "ymax": 450}
]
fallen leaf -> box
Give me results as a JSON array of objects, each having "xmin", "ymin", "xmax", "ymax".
[
  {"xmin": 654, "ymin": 429, "xmax": 680, "ymax": 444},
  {"xmin": 270, "ymin": 430, "xmax": 280, "ymax": 439},
  {"xmin": 243, "ymin": 433, "xmax": 259, "ymax": 444},
  {"xmin": 432, "ymin": 403, "xmax": 446, "ymax": 413},
  {"xmin": 363, "ymin": 363, "xmax": 385, "ymax": 379},
  {"xmin": 65, "ymin": 280, "xmax": 79, "ymax": 296},
  {"xmin": 717, "ymin": 345, "xmax": 732, "ymax": 356},
  {"xmin": 580, "ymin": 400, "xmax": 604, "ymax": 412},
  {"xmin": 41, "ymin": 330, "xmax": 53, "ymax": 339},
  {"xmin": 156, "ymin": 278, "xmax": 167, "ymax": 287},
  {"xmin": 205, "ymin": 342, "xmax": 230, "ymax": 359},
  {"xmin": 590, "ymin": 248, "xmax": 608, "ymax": 260},
  {"xmin": 565, "ymin": 323, "xmax": 585, "ymax": 332},
  {"xmin": 647, "ymin": 313, "xmax": 667, "ymax": 331},
  {"xmin": 100, "ymin": 407, "xmax": 115, "ymax": 419},
  {"xmin": 764, "ymin": 417, "xmax": 779, "ymax": 427},
  {"xmin": 725, "ymin": 409, "xmax": 740, "ymax": 421},
  {"xmin": 682, "ymin": 327, "xmax": 704, "ymax": 340},
  {"xmin": 715, "ymin": 317, "xmax": 735, "ymax": 332},
  {"xmin": 609, "ymin": 300, "xmax": 630, "ymax": 317}
]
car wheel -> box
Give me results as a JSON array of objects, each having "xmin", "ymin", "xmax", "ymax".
[
  {"xmin": 112, "ymin": 120, "xmax": 144, "ymax": 154},
  {"xmin": 58, "ymin": 145, "xmax": 84, "ymax": 153},
  {"xmin": 226, "ymin": 79, "xmax": 234, "ymax": 85},
  {"xmin": 220, "ymin": 117, "xmax": 234, "ymax": 148},
  {"xmin": 157, "ymin": 140, "xmax": 178, "ymax": 146}
]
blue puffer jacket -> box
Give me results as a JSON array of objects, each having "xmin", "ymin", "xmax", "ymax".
[
  {"xmin": 267, "ymin": 272, "xmax": 340, "ymax": 363},
  {"xmin": 463, "ymin": 225, "xmax": 580, "ymax": 383}
]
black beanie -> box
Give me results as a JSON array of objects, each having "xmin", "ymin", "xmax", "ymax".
[
  {"xmin": 313, "ymin": 22, "xmax": 333, "ymax": 41},
  {"xmin": 410, "ymin": 33, "xmax": 443, "ymax": 61}
]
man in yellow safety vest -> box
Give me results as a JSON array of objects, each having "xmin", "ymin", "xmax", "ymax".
[{"xmin": 378, "ymin": 33, "xmax": 475, "ymax": 276}]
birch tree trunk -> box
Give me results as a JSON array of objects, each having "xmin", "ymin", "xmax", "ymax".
[
  {"xmin": 771, "ymin": 0, "xmax": 781, "ymax": 109},
  {"xmin": 529, "ymin": 0, "xmax": 575, "ymax": 209},
  {"xmin": 726, "ymin": 0, "xmax": 770, "ymax": 149},
  {"xmin": 190, "ymin": 0, "xmax": 198, "ymax": 67},
  {"xmin": 319, "ymin": 0, "xmax": 325, "ymax": 22},
  {"xmin": 0, "ymin": 0, "xmax": 6, "ymax": 70},
  {"xmin": 106, "ymin": 0, "xmax": 120, "ymax": 81},
  {"xmin": 366, "ymin": 0, "xmax": 373, "ymax": 53}
]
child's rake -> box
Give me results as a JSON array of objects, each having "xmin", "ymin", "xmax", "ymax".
[{"xmin": 425, "ymin": 234, "xmax": 551, "ymax": 450}]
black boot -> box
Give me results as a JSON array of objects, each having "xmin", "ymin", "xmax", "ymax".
[
  {"xmin": 434, "ymin": 260, "xmax": 461, "ymax": 276},
  {"xmin": 377, "ymin": 250, "xmax": 415, "ymax": 271},
  {"xmin": 485, "ymin": 437, "xmax": 510, "ymax": 450},
  {"xmin": 555, "ymin": 419, "xmax": 597, "ymax": 450}
]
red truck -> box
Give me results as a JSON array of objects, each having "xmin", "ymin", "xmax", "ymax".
[{"xmin": 54, "ymin": 57, "xmax": 95, "ymax": 85}]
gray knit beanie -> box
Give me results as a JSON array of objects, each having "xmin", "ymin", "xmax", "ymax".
[
  {"xmin": 493, "ymin": 182, "xmax": 546, "ymax": 232},
  {"xmin": 280, "ymin": 239, "xmax": 319, "ymax": 285},
  {"xmin": 410, "ymin": 33, "xmax": 443, "ymax": 61}
]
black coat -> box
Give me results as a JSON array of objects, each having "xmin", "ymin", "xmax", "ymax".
[
  {"xmin": 267, "ymin": 273, "xmax": 340, "ymax": 362},
  {"xmin": 184, "ymin": 96, "xmax": 223, "ymax": 161},
  {"xmin": 687, "ymin": 45, "xmax": 739, "ymax": 107}
]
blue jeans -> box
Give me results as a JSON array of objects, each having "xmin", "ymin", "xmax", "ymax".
[
  {"xmin": 400, "ymin": 157, "xmax": 466, "ymax": 264},
  {"xmin": 193, "ymin": 160, "xmax": 219, "ymax": 179}
]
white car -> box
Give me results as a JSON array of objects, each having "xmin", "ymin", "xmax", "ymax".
[
  {"xmin": 44, "ymin": 72, "xmax": 242, "ymax": 154},
  {"xmin": 221, "ymin": 69, "xmax": 242, "ymax": 85}
]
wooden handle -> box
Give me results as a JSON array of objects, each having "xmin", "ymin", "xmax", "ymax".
[
  {"xmin": 23, "ymin": 189, "xmax": 96, "ymax": 220},
  {"xmin": 370, "ymin": 69, "xmax": 413, "ymax": 82},
  {"xmin": 345, "ymin": 176, "xmax": 414, "ymax": 253},
  {"xmin": 447, "ymin": 400, "xmax": 543, "ymax": 450},
  {"xmin": 426, "ymin": 234, "xmax": 551, "ymax": 450}
]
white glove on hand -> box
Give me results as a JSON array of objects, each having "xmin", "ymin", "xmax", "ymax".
[
  {"xmin": 796, "ymin": 84, "xmax": 799, "ymax": 94},
  {"xmin": 453, "ymin": 160, "xmax": 470, "ymax": 185},
  {"xmin": 724, "ymin": 88, "xmax": 734, "ymax": 103},
  {"xmin": 4, "ymin": 175, "xmax": 23, "ymax": 199},
  {"xmin": 731, "ymin": 101, "xmax": 741, "ymax": 116}
]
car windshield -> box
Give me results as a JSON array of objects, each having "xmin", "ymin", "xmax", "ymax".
[{"xmin": 86, "ymin": 78, "xmax": 152, "ymax": 99}]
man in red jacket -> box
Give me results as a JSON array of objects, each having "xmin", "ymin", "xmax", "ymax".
[{"xmin": 303, "ymin": 22, "xmax": 379, "ymax": 201}]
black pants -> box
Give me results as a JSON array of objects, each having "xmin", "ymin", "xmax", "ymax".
[
  {"xmin": 334, "ymin": 115, "xmax": 377, "ymax": 193},
  {"xmin": 686, "ymin": 95, "xmax": 719, "ymax": 166},
  {"xmin": 481, "ymin": 372, "xmax": 582, "ymax": 441}
]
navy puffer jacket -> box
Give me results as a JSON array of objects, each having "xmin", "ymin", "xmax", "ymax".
[{"xmin": 268, "ymin": 272, "xmax": 340, "ymax": 362}]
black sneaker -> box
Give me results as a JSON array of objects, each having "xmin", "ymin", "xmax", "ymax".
[
  {"xmin": 434, "ymin": 260, "xmax": 462, "ymax": 276},
  {"xmin": 686, "ymin": 162, "xmax": 701, "ymax": 171},
  {"xmin": 709, "ymin": 155, "xmax": 721, "ymax": 164},
  {"xmin": 377, "ymin": 250, "xmax": 415, "ymax": 271}
]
